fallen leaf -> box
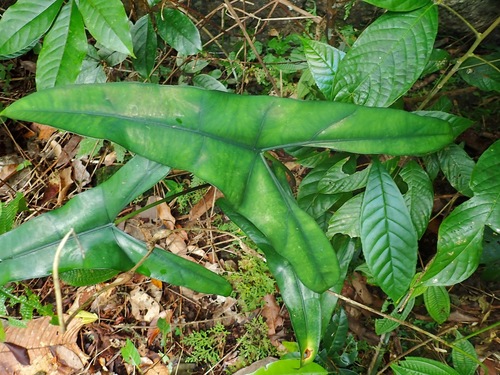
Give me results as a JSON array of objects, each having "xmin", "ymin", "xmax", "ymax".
[
  {"xmin": 188, "ymin": 187, "xmax": 223, "ymax": 222},
  {"xmin": 130, "ymin": 286, "xmax": 161, "ymax": 323},
  {"xmin": 31, "ymin": 123, "xmax": 56, "ymax": 141},
  {"xmin": 261, "ymin": 294, "xmax": 283, "ymax": 336},
  {"xmin": 0, "ymin": 316, "xmax": 88, "ymax": 374}
]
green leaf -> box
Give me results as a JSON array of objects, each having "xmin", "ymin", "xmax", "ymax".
[
  {"xmin": 248, "ymin": 359, "xmax": 328, "ymax": 374},
  {"xmin": 421, "ymin": 49, "xmax": 450, "ymax": 76},
  {"xmin": 0, "ymin": 0, "xmax": 64, "ymax": 59},
  {"xmin": 75, "ymin": 0, "xmax": 133, "ymax": 55},
  {"xmin": 75, "ymin": 45, "xmax": 106, "ymax": 83},
  {"xmin": 36, "ymin": 0, "xmax": 87, "ymax": 90},
  {"xmin": 156, "ymin": 8, "xmax": 201, "ymax": 55},
  {"xmin": 0, "ymin": 156, "xmax": 232, "ymax": 295},
  {"xmin": 327, "ymin": 193, "xmax": 363, "ymax": 239},
  {"xmin": 193, "ymin": 74, "xmax": 228, "ymax": 92},
  {"xmin": 322, "ymin": 307, "xmax": 349, "ymax": 356},
  {"xmin": 452, "ymin": 331, "xmax": 479, "ymax": 375},
  {"xmin": 423, "ymin": 286, "xmax": 450, "ymax": 324},
  {"xmin": 392, "ymin": 357, "xmax": 460, "ymax": 375},
  {"xmin": 421, "ymin": 140, "xmax": 500, "ymax": 286},
  {"xmin": 1, "ymin": 83, "xmax": 453, "ymax": 292},
  {"xmin": 0, "ymin": 192, "xmax": 26, "ymax": 235},
  {"xmin": 360, "ymin": 159, "xmax": 418, "ymax": 300},
  {"xmin": 302, "ymin": 39, "xmax": 345, "ymax": 100},
  {"xmin": 131, "ymin": 14, "xmax": 157, "ymax": 79},
  {"xmin": 362, "ymin": 0, "xmax": 431, "ymax": 12},
  {"xmin": 400, "ymin": 160, "xmax": 433, "ymax": 239},
  {"xmin": 459, "ymin": 53, "xmax": 500, "ymax": 93},
  {"xmin": 121, "ymin": 339, "xmax": 141, "ymax": 367},
  {"xmin": 480, "ymin": 227, "xmax": 500, "ymax": 281},
  {"xmin": 217, "ymin": 199, "xmax": 321, "ymax": 365},
  {"xmin": 375, "ymin": 297, "xmax": 415, "ymax": 335},
  {"xmin": 416, "ymin": 111, "xmax": 473, "ymax": 138},
  {"xmin": 438, "ymin": 144, "xmax": 475, "ymax": 197},
  {"xmin": 332, "ymin": 4, "xmax": 438, "ymax": 106},
  {"xmin": 318, "ymin": 157, "xmax": 369, "ymax": 194}
]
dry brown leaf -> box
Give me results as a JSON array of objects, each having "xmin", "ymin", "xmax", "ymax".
[
  {"xmin": 56, "ymin": 167, "xmax": 73, "ymax": 206},
  {"xmin": 156, "ymin": 199, "xmax": 176, "ymax": 230},
  {"xmin": 71, "ymin": 158, "xmax": 91, "ymax": 189},
  {"xmin": 261, "ymin": 294, "xmax": 283, "ymax": 336},
  {"xmin": 0, "ymin": 316, "xmax": 87, "ymax": 375},
  {"xmin": 130, "ymin": 286, "xmax": 161, "ymax": 323},
  {"xmin": 31, "ymin": 123, "xmax": 57, "ymax": 140},
  {"xmin": 188, "ymin": 187, "xmax": 223, "ymax": 222},
  {"xmin": 56, "ymin": 135, "xmax": 82, "ymax": 167}
]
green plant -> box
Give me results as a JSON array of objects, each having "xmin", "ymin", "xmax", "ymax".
[
  {"xmin": 236, "ymin": 316, "xmax": 279, "ymax": 367},
  {"xmin": 227, "ymin": 254, "xmax": 276, "ymax": 312},
  {"xmin": 181, "ymin": 322, "xmax": 229, "ymax": 366}
]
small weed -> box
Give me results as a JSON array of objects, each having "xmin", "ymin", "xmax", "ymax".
[
  {"xmin": 235, "ymin": 316, "xmax": 278, "ymax": 368},
  {"xmin": 181, "ymin": 322, "xmax": 229, "ymax": 366},
  {"xmin": 227, "ymin": 254, "xmax": 276, "ymax": 312}
]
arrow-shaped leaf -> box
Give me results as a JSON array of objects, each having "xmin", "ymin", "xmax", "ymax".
[
  {"xmin": 0, "ymin": 155, "xmax": 232, "ymax": 296},
  {"xmin": 1, "ymin": 83, "xmax": 453, "ymax": 292}
]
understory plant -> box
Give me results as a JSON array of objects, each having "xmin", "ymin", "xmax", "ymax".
[{"xmin": 0, "ymin": 0, "xmax": 499, "ymax": 373}]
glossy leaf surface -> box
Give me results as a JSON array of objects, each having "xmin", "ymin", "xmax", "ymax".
[
  {"xmin": 131, "ymin": 14, "xmax": 157, "ymax": 79},
  {"xmin": 438, "ymin": 144, "xmax": 475, "ymax": 197},
  {"xmin": 1, "ymin": 83, "xmax": 453, "ymax": 292},
  {"xmin": 421, "ymin": 140, "xmax": 500, "ymax": 286},
  {"xmin": 332, "ymin": 4, "xmax": 438, "ymax": 106},
  {"xmin": 248, "ymin": 359, "xmax": 328, "ymax": 374},
  {"xmin": 36, "ymin": 0, "xmax": 87, "ymax": 90},
  {"xmin": 0, "ymin": 0, "xmax": 63, "ymax": 59},
  {"xmin": 156, "ymin": 8, "xmax": 201, "ymax": 55},
  {"xmin": 75, "ymin": 0, "xmax": 133, "ymax": 55},
  {"xmin": 361, "ymin": 159, "xmax": 417, "ymax": 300},
  {"xmin": 0, "ymin": 156, "xmax": 232, "ymax": 295},
  {"xmin": 302, "ymin": 39, "xmax": 345, "ymax": 100}
]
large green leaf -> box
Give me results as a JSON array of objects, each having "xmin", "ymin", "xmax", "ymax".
[
  {"xmin": 156, "ymin": 8, "xmax": 201, "ymax": 56},
  {"xmin": 423, "ymin": 286, "xmax": 450, "ymax": 324},
  {"xmin": 36, "ymin": 0, "xmax": 87, "ymax": 90},
  {"xmin": 0, "ymin": 0, "xmax": 64, "ymax": 59},
  {"xmin": 421, "ymin": 140, "xmax": 500, "ymax": 286},
  {"xmin": 360, "ymin": 159, "xmax": 418, "ymax": 300},
  {"xmin": 0, "ymin": 156, "xmax": 232, "ymax": 296},
  {"xmin": 1, "ymin": 83, "xmax": 453, "ymax": 292},
  {"xmin": 302, "ymin": 39, "xmax": 345, "ymax": 100},
  {"xmin": 459, "ymin": 53, "xmax": 500, "ymax": 93},
  {"xmin": 392, "ymin": 357, "xmax": 460, "ymax": 375},
  {"xmin": 131, "ymin": 14, "xmax": 157, "ymax": 79},
  {"xmin": 248, "ymin": 359, "xmax": 328, "ymax": 374},
  {"xmin": 452, "ymin": 331, "xmax": 479, "ymax": 375},
  {"xmin": 75, "ymin": 0, "xmax": 133, "ymax": 55},
  {"xmin": 332, "ymin": 4, "xmax": 438, "ymax": 106}
]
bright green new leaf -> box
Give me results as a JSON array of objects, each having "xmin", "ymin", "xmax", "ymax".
[
  {"xmin": 121, "ymin": 339, "xmax": 141, "ymax": 367},
  {"xmin": 1, "ymin": 83, "xmax": 453, "ymax": 292},
  {"xmin": 156, "ymin": 8, "xmax": 202, "ymax": 55},
  {"xmin": 302, "ymin": 39, "xmax": 345, "ymax": 100},
  {"xmin": 423, "ymin": 286, "xmax": 450, "ymax": 324},
  {"xmin": 0, "ymin": 0, "xmax": 64, "ymax": 59},
  {"xmin": 438, "ymin": 144, "xmax": 475, "ymax": 197},
  {"xmin": 332, "ymin": 4, "xmax": 438, "ymax": 107},
  {"xmin": 75, "ymin": 0, "xmax": 134, "ymax": 56},
  {"xmin": 248, "ymin": 359, "xmax": 328, "ymax": 374},
  {"xmin": 363, "ymin": 0, "xmax": 431, "ymax": 12},
  {"xmin": 421, "ymin": 140, "xmax": 500, "ymax": 286},
  {"xmin": 400, "ymin": 160, "xmax": 433, "ymax": 239},
  {"xmin": 459, "ymin": 53, "xmax": 500, "ymax": 93},
  {"xmin": 452, "ymin": 331, "xmax": 479, "ymax": 375},
  {"xmin": 392, "ymin": 357, "xmax": 460, "ymax": 375},
  {"xmin": 0, "ymin": 155, "xmax": 232, "ymax": 295},
  {"xmin": 36, "ymin": 0, "xmax": 87, "ymax": 90},
  {"xmin": 131, "ymin": 14, "xmax": 157, "ymax": 79},
  {"xmin": 361, "ymin": 159, "xmax": 418, "ymax": 300}
]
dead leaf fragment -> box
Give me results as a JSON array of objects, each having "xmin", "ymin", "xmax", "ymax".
[
  {"xmin": 261, "ymin": 294, "xmax": 283, "ymax": 336},
  {"xmin": 130, "ymin": 286, "xmax": 161, "ymax": 323}
]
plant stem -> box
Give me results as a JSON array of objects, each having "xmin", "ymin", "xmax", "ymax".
[{"xmin": 418, "ymin": 15, "xmax": 500, "ymax": 110}]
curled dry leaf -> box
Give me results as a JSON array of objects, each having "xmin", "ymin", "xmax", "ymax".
[
  {"xmin": 261, "ymin": 294, "xmax": 283, "ymax": 336},
  {"xmin": 130, "ymin": 286, "xmax": 161, "ymax": 323},
  {"xmin": 0, "ymin": 316, "xmax": 88, "ymax": 375}
]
